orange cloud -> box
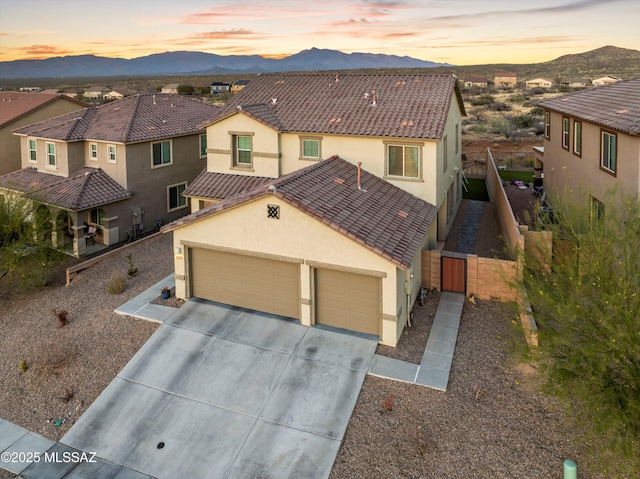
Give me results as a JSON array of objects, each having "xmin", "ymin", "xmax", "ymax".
[{"xmin": 12, "ymin": 44, "xmax": 73, "ymax": 60}]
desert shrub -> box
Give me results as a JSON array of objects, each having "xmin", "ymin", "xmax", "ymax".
[
  {"xmin": 513, "ymin": 114, "xmax": 536, "ymax": 129},
  {"xmin": 108, "ymin": 275, "xmax": 125, "ymax": 294},
  {"xmin": 489, "ymin": 117, "xmax": 516, "ymax": 138},
  {"xmin": 469, "ymin": 124, "xmax": 487, "ymax": 134},
  {"xmin": 509, "ymin": 93, "xmax": 527, "ymax": 103},
  {"xmin": 126, "ymin": 253, "xmax": 138, "ymax": 278},
  {"xmin": 529, "ymin": 106, "xmax": 545, "ymax": 116},
  {"xmin": 487, "ymin": 102, "xmax": 511, "ymax": 112},
  {"xmin": 525, "ymin": 157, "xmax": 535, "ymax": 168},
  {"xmin": 470, "ymin": 94, "xmax": 494, "ymax": 106}
]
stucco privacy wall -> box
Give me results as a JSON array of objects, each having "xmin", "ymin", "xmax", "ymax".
[{"xmin": 172, "ymin": 195, "xmax": 409, "ymax": 346}]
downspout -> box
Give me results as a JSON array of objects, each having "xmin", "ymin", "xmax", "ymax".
[{"xmin": 405, "ymin": 269, "xmax": 413, "ymax": 328}]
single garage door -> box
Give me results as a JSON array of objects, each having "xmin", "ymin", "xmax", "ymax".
[
  {"xmin": 191, "ymin": 248, "xmax": 300, "ymax": 320},
  {"xmin": 315, "ymin": 269, "xmax": 380, "ymax": 336}
]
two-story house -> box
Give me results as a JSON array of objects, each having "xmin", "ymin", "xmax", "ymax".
[
  {"xmin": 493, "ymin": 72, "xmax": 518, "ymax": 88},
  {"xmin": 162, "ymin": 72, "xmax": 465, "ymax": 346},
  {"xmin": 0, "ymin": 94, "xmax": 220, "ymax": 256},
  {"xmin": 0, "ymin": 92, "xmax": 87, "ymax": 175},
  {"xmin": 535, "ymin": 77, "xmax": 640, "ymax": 212}
]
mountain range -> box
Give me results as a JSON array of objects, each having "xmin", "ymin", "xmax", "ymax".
[{"xmin": 0, "ymin": 48, "xmax": 450, "ymax": 79}]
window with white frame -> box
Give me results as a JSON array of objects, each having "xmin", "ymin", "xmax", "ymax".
[
  {"xmin": 232, "ymin": 134, "xmax": 252, "ymax": 167},
  {"xmin": 46, "ymin": 142, "xmax": 56, "ymax": 167},
  {"xmin": 168, "ymin": 182, "xmax": 187, "ymax": 211},
  {"xmin": 301, "ymin": 137, "xmax": 321, "ymax": 160},
  {"xmin": 601, "ymin": 131, "xmax": 617, "ymax": 174},
  {"xmin": 573, "ymin": 121, "xmax": 582, "ymax": 156},
  {"xmin": 152, "ymin": 140, "xmax": 172, "ymax": 167},
  {"xmin": 108, "ymin": 144, "xmax": 116, "ymax": 163},
  {"xmin": 90, "ymin": 143, "xmax": 98, "ymax": 160},
  {"xmin": 200, "ymin": 134, "xmax": 207, "ymax": 158},
  {"xmin": 544, "ymin": 111, "xmax": 551, "ymax": 139},
  {"xmin": 562, "ymin": 117, "xmax": 570, "ymax": 150},
  {"xmin": 387, "ymin": 144, "xmax": 419, "ymax": 178},
  {"xmin": 29, "ymin": 139, "xmax": 37, "ymax": 162}
]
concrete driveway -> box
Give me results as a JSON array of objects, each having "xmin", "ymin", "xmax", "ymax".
[{"xmin": 61, "ymin": 299, "xmax": 377, "ymax": 479}]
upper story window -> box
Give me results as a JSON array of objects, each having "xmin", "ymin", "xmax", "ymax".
[
  {"xmin": 573, "ymin": 121, "xmax": 582, "ymax": 156},
  {"xmin": 46, "ymin": 142, "xmax": 56, "ymax": 168},
  {"xmin": 90, "ymin": 143, "xmax": 98, "ymax": 161},
  {"xmin": 200, "ymin": 134, "xmax": 207, "ymax": 159},
  {"xmin": 601, "ymin": 130, "xmax": 617, "ymax": 175},
  {"xmin": 29, "ymin": 139, "xmax": 37, "ymax": 162},
  {"xmin": 387, "ymin": 144, "xmax": 420, "ymax": 179},
  {"xmin": 233, "ymin": 134, "xmax": 252, "ymax": 168},
  {"xmin": 152, "ymin": 140, "xmax": 172, "ymax": 167},
  {"xmin": 443, "ymin": 135, "xmax": 449, "ymax": 172},
  {"xmin": 108, "ymin": 144, "xmax": 117, "ymax": 163},
  {"xmin": 300, "ymin": 137, "xmax": 321, "ymax": 160},
  {"xmin": 562, "ymin": 117, "xmax": 570, "ymax": 150},
  {"xmin": 544, "ymin": 111, "xmax": 551, "ymax": 139}
]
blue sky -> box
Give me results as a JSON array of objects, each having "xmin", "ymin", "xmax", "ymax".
[{"xmin": 1, "ymin": 0, "xmax": 638, "ymax": 64}]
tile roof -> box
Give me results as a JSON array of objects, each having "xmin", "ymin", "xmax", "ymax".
[
  {"xmin": 12, "ymin": 94, "xmax": 221, "ymax": 143},
  {"xmin": 0, "ymin": 92, "xmax": 86, "ymax": 128},
  {"xmin": 0, "ymin": 167, "xmax": 131, "ymax": 210},
  {"xmin": 537, "ymin": 77, "xmax": 640, "ymax": 136},
  {"xmin": 164, "ymin": 157, "xmax": 438, "ymax": 269},
  {"xmin": 208, "ymin": 73, "xmax": 465, "ymax": 140},
  {"xmin": 183, "ymin": 169, "xmax": 272, "ymax": 200}
]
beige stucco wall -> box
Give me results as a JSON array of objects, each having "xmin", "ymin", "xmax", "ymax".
[
  {"xmin": 171, "ymin": 195, "xmax": 413, "ymax": 346},
  {"xmin": 543, "ymin": 110, "xmax": 640, "ymax": 205}
]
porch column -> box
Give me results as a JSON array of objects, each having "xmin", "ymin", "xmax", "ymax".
[{"xmin": 72, "ymin": 225, "xmax": 86, "ymax": 257}]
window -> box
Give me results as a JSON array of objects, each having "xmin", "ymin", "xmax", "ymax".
[
  {"xmin": 591, "ymin": 196, "xmax": 605, "ymax": 223},
  {"xmin": 455, "ymin": 124, "xmax": 459, "ymax": 154},
  {"xmin": 387, "ymin": 144, "xmax": 419, "ymax": 178},
  {"xmin": 443, "ymin": 135, "xmax": 448, "ymax": 172},
  {"xmin": 90, "ymin": 208, "xmax": 105, "ymax": 226},
  {"xmin": 152, "ymin": 140, "xmax": 172, "ymax": 167},
  {"xmin": 233, "ymin": 135, "xmax": 252, "ymax": 167},
  {"xmin": 29, "ymin": 139, "xmax": 37, "ymax": 162},
  {"xmin": 200, "ymin": 134, "xmax": 207, "ymax": 158},
  {"xmin": 46, "ymin": 142, "xmax": 56, "ymax": 167},
  {"xmin": 601, "ymin": 131, "xmax": 617, "ymax": 174},
  {"xmin": 573, "ymin": 121, "xmax": 582, "ymax": 156},
  {"xmin": 544, "ymin": 111, "xmax": 551, "ymax": 139},
  {"xmin": 562, "ymin": 117, "xmax": 570, "ymax": 150},
  {"xmin": 90, "ymin": 143, "xmax": 98, "ymax": 160},
  {"xmin": 301, "ymin": 138, "xmax": 321, "ymax": 160},
  {"xmin": 168, "ymin": 182, "xmax": 187, "ymax": 211},
  {"xmin": 108, "ymin": 144, "xmax": 116, "ymax": 163}
]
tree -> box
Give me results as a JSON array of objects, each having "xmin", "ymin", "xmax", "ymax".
[
  {"xmin": 177, "ymin": 84, "xmax": 195, "ymax": 95},
  {"xmin": 520, "ymin": 191, "xmax": 640, "ymax": 472},
  {"xmin": 0, "ymin": 193, "xmax": 67, "ymax": 295}
]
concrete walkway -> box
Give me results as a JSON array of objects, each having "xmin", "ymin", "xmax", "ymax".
[{"xmin": 1, "ymin": 278, "xmax": 465, "ymax": 478}]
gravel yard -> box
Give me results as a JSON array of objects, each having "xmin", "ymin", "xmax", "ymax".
[{"xmin": 1, "ymin": 230, "xmax": 592, "ymax": 478}]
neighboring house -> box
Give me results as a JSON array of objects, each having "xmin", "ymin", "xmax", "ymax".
[
  {"xmin": 19, "ymin": 87, "xmax": 41, "ymax": 92},
  {"xmin": 463, "ymin": 77, "xmax": 489, "ymax": 88},
  {"xmin": 493, "ymin": 72, "xmax": 518, "ymax": 88},
  {"xmin": 591, "ymin": 75, "xmax": 622, "ymax": 87},
  {"xmin": 163, "ymin": 72, "xmax": 466, "ymax": 346},
  {"xmin": 525, "ymin": 78, "xmax": 553, "ymax": 89},
  {"xmin": 535, "ymin": 77, "xmax": 640, "ymax": 211},
  {"xmin": 0, "ymin": 92, "xmax": 87, "ymax": 175},
  {"xmin": 559, "ymin": 79, "xmax": 588, "ymax": 88},
  {"xmin": 103, "ymin": 87, "xmax": 136, "ymax": 100},
  {"xmin": 210, "ymin": 82, "xmax": 231, "ymax": 94},
  {"xmin": 230, "ymin": 79, "xmax": 250, "ymax": 94},
  {"xmin": 84, "ymin": 86, "xmax": 111, "ymax": 99},
  {"xmin": 0, "ymin": 94, "xmax": 220, "ymax": 256},
  {"xmin": 161, "ymin": 84, "xmax": 179, "ymax": 94}
]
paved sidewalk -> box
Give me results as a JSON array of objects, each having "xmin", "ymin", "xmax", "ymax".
[{"xmin": 368, "ymin": 292, "xmax": 465, "ymax": 391}]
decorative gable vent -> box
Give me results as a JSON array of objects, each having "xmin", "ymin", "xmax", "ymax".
[{"xmin": 267, "ymin": 204, "xmax": 280, "ymax": 219}]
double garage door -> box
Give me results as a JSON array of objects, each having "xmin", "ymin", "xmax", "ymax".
[
  {"xmin": 190, "ymin": 248, "xmax": 380, "ymax": 336},
  {"xmin": 191, "ymin": 249, "xmax": 300, "ymax": 320}
]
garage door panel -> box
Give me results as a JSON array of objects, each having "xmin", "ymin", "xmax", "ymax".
[
  {"xmin": 191, "ymin": 249, "xmax": 299, "ymax": 320},
  {"xmin": 316, "ymin": 269, "xmax": 380, "ymax": 336}
]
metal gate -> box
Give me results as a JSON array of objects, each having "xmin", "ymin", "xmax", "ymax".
[{"xmin": 441, "ymin": 255, "xmax": 466, "ymax": 294}]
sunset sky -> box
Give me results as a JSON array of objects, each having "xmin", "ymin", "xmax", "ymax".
[{"xmin": 1, "ymin": 0, "xmax": 638, "ymax": 65}]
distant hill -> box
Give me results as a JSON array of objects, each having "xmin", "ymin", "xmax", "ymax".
[{"xmin": 0, "ymin": 48, "xmax": 450, "ymax": 79}]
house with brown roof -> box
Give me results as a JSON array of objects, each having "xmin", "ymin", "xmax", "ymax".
[
  {"xmin": 493, "ymin": 72, "xmax": 518, "ymax": 88},
  {"xmin": 535, "ymin": 77, "xmax": 640, "ymax": 211},
  {"xmin": 591, "ymin": 75, "xmax": 622, "ymax": 87},
  {"xmin": 0, "ymin": 92, "xmax": 87, "ymax": 175},
  {"xmin": 84, "ymin": 85, "xmax": 111, "ymax": 100},
  {"xmin": 525, "ymin": 78, "xmax": 553, "ymax": 89},
  {"xmin": 0, "ymin": 94, "xmax": 219, "ymax": 256},
  {"xmin": 163, "ymin": 72, "xmax": 466, "ymax": 346}
]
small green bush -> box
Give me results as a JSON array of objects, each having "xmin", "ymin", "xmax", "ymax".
[
  {"xmin": 126, "ymin": 254, "xmax": 138, "ymax": 278},
  {"xmin": 108, "ymin": 275, "xmax": 125, "ymax": 294},
  {"xmin": 470, "ymin": 94, "xmax": 494, "ymax": 106}
]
